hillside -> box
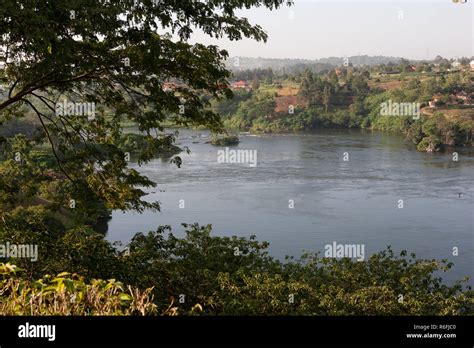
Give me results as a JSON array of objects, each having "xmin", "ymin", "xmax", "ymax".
[
  {"xmin": 218, "ymin": 63, "xmax": 474, "ymax": 152},
  {"xmin": 226, "ymin": 55, "xmax": 404, "ymax": 72}
]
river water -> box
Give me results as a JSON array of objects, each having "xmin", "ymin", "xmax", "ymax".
[{"xmin": 108, "ymin": 129, "xmax": 474, "ymax": 284}]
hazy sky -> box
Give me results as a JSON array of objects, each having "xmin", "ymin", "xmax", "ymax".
[{"xmin": 189, "ymin": 0, "xmax": 473, "ymax": 60}]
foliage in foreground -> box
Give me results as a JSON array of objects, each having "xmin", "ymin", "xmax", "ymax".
[
  {"xmin": 0, "ymin": 263, "xmax": 157, "ymax": 316},
  {"xmin": 1, "ymin": 217, "xmax": 472, "ymax": 316},
  {"xmin": 0, "ymin": 0, "xmax": 289, "ymax": 214}
]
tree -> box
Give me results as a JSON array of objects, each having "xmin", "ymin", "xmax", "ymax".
[
  {"xmin": 328, "ymin": 70, "xmax": 338, "ymax": 86},
  {"xmin": 251, "ymin": 76, "xmax": 260, "ymax": 90},
  {"xmin": 322, "ymin": 85, "xmax": 331, "ymax": 113},
  {"xmin": 0, "ymin": 0, "xmax": 289, "ymax": 215}
]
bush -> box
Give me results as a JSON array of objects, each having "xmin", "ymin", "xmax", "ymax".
[
  {"xmin": 0, "ymin": 263, "xmax": 157, "ymax": 315},
  {"xmin": 1, "ymin": 223, "xmax": 472, "ymax": 316},
  {"xmin": 417, "ymin": 136, "xmax": 442, "ymax": 152},
  {"xmin": 210, "ymin": 135, "xmax": 240, "ymax": 146},
  {"xmin": 119, "ymin": 224, "xmax": 473, "ymax": 315}
]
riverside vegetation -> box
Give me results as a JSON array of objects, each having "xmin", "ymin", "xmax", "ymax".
[
  {"xmin": 215, "ymin": 59, "xmax": 473, "ymax": 152},
  {"xmin": 1, "ymin": 221, "xmax": 473, "ymax": 315}
]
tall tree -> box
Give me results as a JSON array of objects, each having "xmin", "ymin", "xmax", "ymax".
[
  {"xmin": 322, "ymin": 85, "xmax": 331, "ymax": 113},
  {"xmin": 0, "ymin": 0, "xmax": 289, "ymax": 215}
]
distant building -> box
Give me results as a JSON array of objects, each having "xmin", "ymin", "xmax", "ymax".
[
  {"xmin": 452, "ymin": 60, "xmax": 461, "ymax": 69},
  {"xmin": 455, "ymin": 91, "xmax": 468, "ymax": 99},
  {"xmin": 162, "ymin": 82, "xmax": 178, "ymax": 92},
  {"xmin": 455, "ymin": 91, "xmax": 471, "ymax": 104},
  {"xmin": 470, "ymin": 60, "xmax": 474, "ymax": 70},
  {"xmin": 230, "ymin": 80, "xmax": 251, "ymax": 91},
  {"xmin": 429, "ymin": 93, "xmax": 444, "ymax": 107}
]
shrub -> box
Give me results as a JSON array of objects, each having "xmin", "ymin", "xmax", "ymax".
[
  {"xmin": 0, "ymin": 263, "xmax": 157, "ymax": 315},
  {"xmin": 210, "ymin": 135, "xmax": 240, "ymax": 146}
]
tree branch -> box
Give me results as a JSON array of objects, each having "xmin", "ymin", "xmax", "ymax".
[{"xmin": 20, "ymin": 98, "xmax": 76, "ymax": 185}]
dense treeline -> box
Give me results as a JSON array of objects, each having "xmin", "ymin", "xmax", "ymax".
[
  {"xmin": 1, "ymin": 214, "xmax": 472, "ymax": 315},
  {"xmin": 217, "ymin": 65, "xmax": 473, "ymax": 152}
]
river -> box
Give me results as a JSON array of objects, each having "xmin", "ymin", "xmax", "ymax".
[{"xmin": 107, "ymin": 129, "xmax": 474, "ymax": 284}]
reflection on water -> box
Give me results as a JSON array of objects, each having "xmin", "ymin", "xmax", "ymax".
[{"xmin": 108, "ymin": 129, "xmax": 474, "ymax": 284}]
